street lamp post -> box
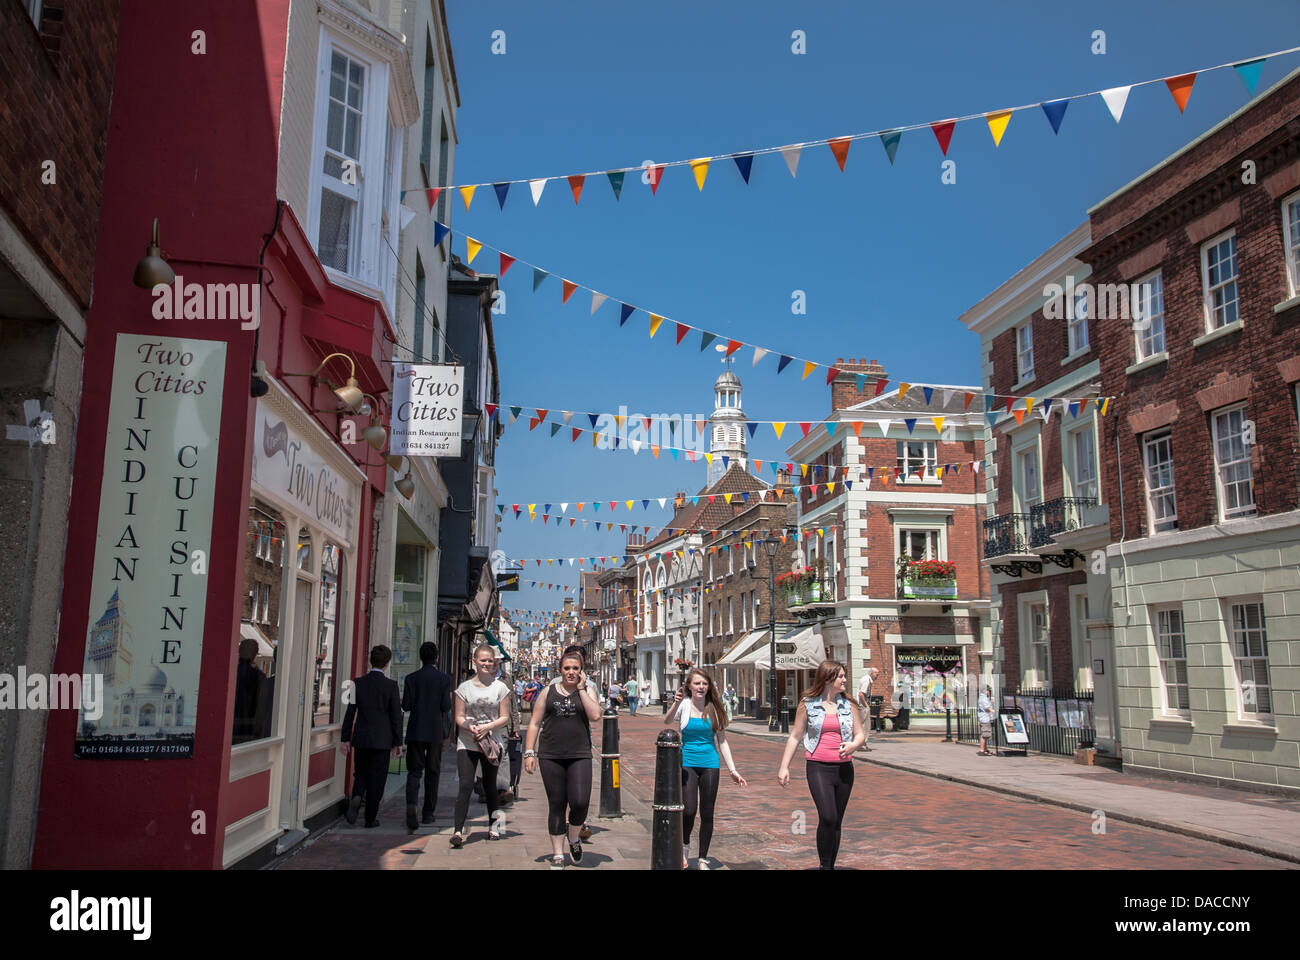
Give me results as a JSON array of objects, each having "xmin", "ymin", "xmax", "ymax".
[{"xmin": 764, "ymin": 536, "xmax": 781, "ymax": 731}]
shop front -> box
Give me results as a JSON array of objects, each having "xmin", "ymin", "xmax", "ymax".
[{"xmin": 891, "ymin": 645, "xmax": 970, "ymax": 716}]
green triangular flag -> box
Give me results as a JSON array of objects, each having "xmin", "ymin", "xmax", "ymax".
[
  {"xmin": 607, "ymin": 170, "xmax": 625, "ymax": 200},
  {"xmin": 550, "ymin": 422, "xmax": 561, "ymax": 437},
  {"xmin": 700, "ymin": 331, "xmax": 717, "ymax": 352},
  {"xmin": 533, "ymin": 267, "xmax": 548, "ymax": 291}
]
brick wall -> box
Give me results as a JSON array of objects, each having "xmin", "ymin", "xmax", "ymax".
[
  {"xmin": 1083, "ymin": 75, "xmax": 1300, "ymax": 539},
  {"xmin": 0, "ymin": 0, "xmax": 119, "ymax": 309},
  {"xmin": 996, "ymin": 570, "xmax": 1088, "ymax": 687},
  {"xmin": 988, "ymin": 288, "xmax": 1097, "ymax": 401}
]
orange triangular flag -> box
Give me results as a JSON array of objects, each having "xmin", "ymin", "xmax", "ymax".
[
  {"xmin": 850, "ymin": 422, "xmax": 864, "ymax": 437},
  {"xmin": 562, "ymin": 279, "xmax": 577, "ymax": 303},
  {"xmin": 1013, "ymin": 409, "xmax": 1026, "ymax": 425},
  {"xmin": 568, "ymin": 174, "xmax": 585, "ymax": 204},
  {"xmin": 828, "ymin": 137, "xmax": 851, "ymax": 171},
  {"xmin": 1165, "ymin": 73, "xmax": 1196, "ymax": 114},
  {"xmin": 802, "ymin": 361, "xmax": 817, "ymax": 380}
]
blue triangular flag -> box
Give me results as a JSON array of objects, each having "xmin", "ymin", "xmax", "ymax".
[
  {"xmin": 845, "ymin": 481, "xmax": 853, "ymax": 491},
  {"xmin": 670, "ymin": 449, "xmax": 678, "ymax": 460},
  {"xmin": 544, "ymin": 504, "xmax": 551, "ymax": 514},
  {"xmin": 983, "ymin": 394, "xmax": 997, "ymax": 413},
  {"xmin": 733, "ymin": 153, "xmax": 754, "ymax": 183},
  {"xmin": 550, "ymin": 423, "xmax": 561, "ymax": 437},
  {"xmin": 740, "ymin": 492, "xmax": 749, "ymax": 502},
  {"xmin": 826, "ymin": 423, "xmax": 839, "ymax": 437},
  {"xmin": 493, "ymin": 182, "xmax": 511, "ymax": 209},
  {"xmin": 777, "ymin": 355, "xmax": 793, "ymax": 374},
  {"xmin": 642, "ymin": 499, "xmax": 649, "ymax": 510},
  {"xmin": 747, "ymin": 422, "xmax": 759, "ymax": 438},
  {"xmin": 1234, "ymin": 58, "xmax": 1265, "ymax": 95},
  {"xmin": 985, "ymin": 411, "xmax": 1000, "ymax": 429},
  {"xmin": 588, "ymin": 414, "xmax": 599, "ymax": 429},
  {"xmin": 922, "ymin": 387, "xmax": 933, "ymax": 405},
  {"xmin": 722, "ymin": 456, "xmax": 730, "ymax": 469},
  {"xmin": 880, "ymin": 129, "xmax": 902, "ymax": 165},
  {"xmin": 1069, "ymin": 401, "xmax": 1080, "ymax": 418},
  {"xmin": 1040, "ymin": 99, "xmax": 1069, "ymax": 135},
  {"xmin": 619, "ymin": 303, "xmax": 635, "ymax": 326},
  {"xmin": 905, "ymin": 418, "xmax": 917, "ymax": 435},
  {"xmin": 856, "ymin": 373, "xmax": 866, "ymax": 392},
  {"xmin": 532, "ymin": 268, "xmax": 548, "ymax": 291},
  {"xmin": 700, "ymin": 331, "xmax": 717, "ymax": 352},
  {"xmin": 433, "ymin": 221, "xmax": 450, "ymax": 246},
  {"xmin": 607, "ymin": 170, "xmax": 625, "ymax": 200}
]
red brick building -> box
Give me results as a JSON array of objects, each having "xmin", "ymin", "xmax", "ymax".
[{"xmin": 785, "ymin": 359, "xmax": 991, "ymax": 717}]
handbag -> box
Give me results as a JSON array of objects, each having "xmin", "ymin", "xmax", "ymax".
[{"xmin": 474, "ymin": 729, "xmax": 502, "ymax": 762}]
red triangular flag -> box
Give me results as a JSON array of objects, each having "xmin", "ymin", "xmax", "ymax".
[
  {"xmin": 931, "ymin": 121, "xmax": 956, "ymax": 156},
  {"xmin": 572, "ymin": 427, "xmax": 581, "ymax": 442},
  {"xmin": 499, "ymin": 252, "xmax": 515, "ymax": 276},
  {"xmin": 649, "ymin": 164, "xmax": 665, "ymax": 194},
  {"xmin": 875, "ymin": 379, "xmax": 889, "ymax": 397},
  {"xmin": 828, "ymin": 137, "xmax": 851, "ymax": 171},
  {"xmin": 825, "ymin": 366, "xmax": 840, "ymax": 385},
  {"xmin": 425, "ymin": 187, "xmax": 442, "ymax": 211},
  {"xmin": 676, "ymin": 323, "xmax": 690, "ymax": 345},
  {"xmin": 799, "ymin": 423, "xmax": 812, "ymax": 437},
  {"xmin": 536, "ymin": 409, "xmax": 548, "ymax": 421},
  {"xmin": 568, "ymin": 175, "xmax": 585, "ymax": 204},
  {"xmin": 562, "ymin": 280, "xmax": 577, "ymax": 303},
  {"xmin": 963, "ymin": 392, "xmax": 974, "ymax": 411},
  {"xmin": 725, "ymin": 340, "xmax": 742, "ymax": 358},
  {"xmin": 1005, "ymin": 396, "xmax": 1015, "ymax": 413}
]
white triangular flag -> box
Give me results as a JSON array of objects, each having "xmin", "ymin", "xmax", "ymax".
[
  {"xmin": 1100, "ymin": 86, "xmax": 1131, "ymax": 123},
  {"xmin": 629, "ymin": 437, "xmax": 643, "ymax": 454},
  {"xmin": 658, "ymin": 498, "xmax": 667, "ymax": 509},
  {"xmin": 561, "ymin": 411, "xmax": 574, "ymax": 425},
  {"xmin": 870, "ymin": 418, "xmax": 892, "ymax": 437},
  {"xmin": 973, "ymin": 459, "xmax": 983, "ymax": 473},
  {"xmin": 941, "ymin": 388, "xmax": 955, "ymax": 407},
  {"xmin": 752, "ymin": 346, "xmax": 769, "ymax": 367},
  {"xmin": 781, "ymin": 145, "xmax": 802, "ymax": 177},
  {"xmin": 529, "ymin": 178, "xmax": 548, "ymax": 205},
  {"xmin": 560, "ymin": 503, "xmax": 569, "ymax": 513},
  {"xmin": 399, "ymin": 204, "xmax": 417, "ymax": 231},
  {"xmin": 590, "ymin": 292, "xmax": 608, "ymax": 315},
  {"xmin": 759, "ymin": 490, "xmax": 769, "ymax": 501},
  {"xmin": 568, "ymin": 558, "xmax": 575, "ymax": 565}
]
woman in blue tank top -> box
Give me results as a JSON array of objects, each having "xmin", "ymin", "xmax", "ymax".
[{"xmin": 663, "ymin": 668, "xmax": 747, "ymax": 869}]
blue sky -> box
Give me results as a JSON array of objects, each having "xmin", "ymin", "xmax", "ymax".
[{"xmin": 442, "ymin": 0, "xmax": 1300, "ymax": 627}]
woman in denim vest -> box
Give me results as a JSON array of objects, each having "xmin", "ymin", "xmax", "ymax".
[{"xmin": 777, "ymin": 660, "xmax": 865, "ymax": 869}]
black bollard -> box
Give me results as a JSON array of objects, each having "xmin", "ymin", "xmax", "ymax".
[
  {"xmin": 599, "ymin": 705, "xmax": 621, "ymax": 817},
  {"xmin": 780, "ymin": 696, "xmax": 791, "ymax": 734},
  {"xmin": 651, "ymin": 729, "xmax": 684, "ymax": 869},
  {"xmin": 944, "ymin": 707, "xmax": 953, "ymax": 742}
]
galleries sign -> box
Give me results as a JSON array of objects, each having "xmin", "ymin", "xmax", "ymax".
[
  {"xmin": 77, "ymin": 335, "xmax": 226, "ymax": 758},
  {"xmin": 390, "ymin": 363, "xmax": 464, "ymax": 457}
]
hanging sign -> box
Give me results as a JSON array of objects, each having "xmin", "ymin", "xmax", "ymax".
[
  {"xmin": 76, "ymin": 334, "xmax": 226, "ymax": 758},
  {"xmin": 252, "ymin": 402, "xmax": 357, "ymax": 547},
  {"xmin": 391, "ymin": 363, "xmax": 464, "ymax": 456}
]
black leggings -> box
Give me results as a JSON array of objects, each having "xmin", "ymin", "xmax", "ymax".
[
  {"xmin": 682, "ymin": 767, "xmax": 720, "ymax": 858},
  {"xmin": 538, "ymin": 757, "xmax": 592, "ymax": 837},
  {"xmin": 806, "ymin": 760, "xmax": 854, "ymax": 869},
  {"xmin": 454, "ymin": 750, "xmax": 500, "ymax": 832}
]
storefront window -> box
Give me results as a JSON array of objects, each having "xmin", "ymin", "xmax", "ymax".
[
  {"xmin": 894, "ymin": 648, "xmax": 964, "ymax": 715},
  {"xmin": 234, "ymin": 500, "xmax": 285, "ymax": 744},
  {"xmin": 313, "ymin": 541, "xmax": 345, "ymax": 726},
  {"xmin": 392, "ymin": 540, "xmax": 428, "ymax": 689}
]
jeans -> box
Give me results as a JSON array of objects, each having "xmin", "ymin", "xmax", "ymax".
[{"xmin": 628, "ymin": 697, "xmax": 639, "ymax": 716}]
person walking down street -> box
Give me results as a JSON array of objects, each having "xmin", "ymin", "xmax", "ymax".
[
  {"xmin": 450, "ymin": 644, "xmax": 511, "ymax": 848},
  {"xmin": 724, "ymin": 683, "xmax": 738, "ymax": 720},
  {"xmin": 608, "ymin": 679, "xmax": 623, "ymax": 712},
  {"xmin": 340, "ymin": 645, "xmax": 404, "ymax": 829},
  {"xmin": 525, "ymin": 651, "xmax": 603, "ymax": 869},
  {"xmin": 624, "ymin": 676, "xmax": 639, "ymax": 716},
  {"xmin": 401, "ymin": 641, "xmax": 453, "ymax": 831},
  {"xmin": 777, "ymin": 660, "xmax": 866, "ymax": 870},
  {"xmin": 856, "ymin": 667, "xmax": 879, "ymax": 750},
  {"xmin": 550, "ymin": 646, "xmax": 602, "ymax": 841},
  {"xmin": 977, "ymin": 685, "xmax": 996, "ymax": 756},
  {"xmin": 663, "ymin": 669, "xmax": 747, "ymax": 869},
  {"xmin": 523, "ymin": 676, "xmax": 542, "ymax": 711}
]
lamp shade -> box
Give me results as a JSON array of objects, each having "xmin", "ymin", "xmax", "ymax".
[
  {"xmin": 133, "ymin": 218, "xmax": 175, "ymax": 289},
  {"xmin": 395, "ymin": 475, "xmax": 415, "ymax": 499},
  {"xmin": 384, "ymin": 454, "xmax": 405, "ymax": 472},
  {"xmin": 334, "ymin": 377, "xmax": 364, "ymax": 413},
  {"xmin": 362, "ymin": 423, "xmax": 387, "ymax": 451},
  {"xmin": 764, "ymin": 538, "xmax": 780, "ymax": 558}
]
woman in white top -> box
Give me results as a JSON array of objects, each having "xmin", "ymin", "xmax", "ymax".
[{"xmin": 450, "ymin": 643, "xmax": 511, "ymax": 847}]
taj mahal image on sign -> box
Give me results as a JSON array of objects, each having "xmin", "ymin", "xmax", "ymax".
[{"xmin": 76, "ymin": 588, "xmax": 195, "ymax": 757}]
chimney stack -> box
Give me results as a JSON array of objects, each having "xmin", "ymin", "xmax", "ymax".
[{"xmin": 829, "ymin": 357, "xmax": 888, "ymax": 414}]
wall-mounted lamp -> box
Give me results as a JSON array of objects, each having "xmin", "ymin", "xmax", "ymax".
[
  {"xmin": 359, "ymin": 393, "xmax": 388, "ymax": 451},
  {"xmin": 384, "ymin": 453, "xmax": 405, "ymax": 472},
  {"xmin": 132, "ymin": 218, "xmax": 176, "ymax": 289},
  {"xmin": 283, "ymin": 352, "xmax": 364, "ymax": 413},
  {"xmin": 395, "ymin": 471, "xmax": 415, "ymax": 499}
]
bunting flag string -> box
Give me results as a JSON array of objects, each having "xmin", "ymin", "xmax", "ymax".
[
  {"xmin": 444, "ymin": 223, "xmax": 1115, "ymax": 406},
  {"xmin": 493, "ymin": 524, "xmax": 849, "ymax": 567},
  {"xmin": 400, "ymin": 48, "xmax": 1294, "ymax": 205}
]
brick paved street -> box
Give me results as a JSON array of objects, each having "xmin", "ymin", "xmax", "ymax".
[{"xmin": 277, "ymin": 709, "xmax": 1292, "ymax": 870}]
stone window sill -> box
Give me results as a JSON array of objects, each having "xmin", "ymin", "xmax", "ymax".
[
  {"xmin": 1125, "ymin": 352, "xmax": 1168, "ymax": 376},
  {"xmin": 1149, "ymin": 716, "xmax": 1192, "ymax": 730},
  {"xmin": 1012, "ymin": 376, "xmax": 1036, "ymax": 393},
  {"xmin": 1191, "ymin": 319, "xmax": 1244, "ymax": 348},
  {"xmin": 1061, "ymin": 345, "xmax": 1092, "ymax": 366},
  {"xmin": 1222, "ymin": 722, "xmax": 1277, "ymax": 737},
  {"xmin": 1273, "ymin": 294, "xmax": 1300, "ymax": 314}
]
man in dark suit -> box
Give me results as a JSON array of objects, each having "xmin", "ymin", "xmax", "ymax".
[
  {"xmin": 401, "ymin": 641, "xmax": 453, "ymax": 831},
  {"xmin": 340, "ymin": 645, "xmax": 403, "ymax": 828}
]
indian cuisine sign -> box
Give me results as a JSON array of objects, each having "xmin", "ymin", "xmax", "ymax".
[
  {"xmin": 77, "ymin": 335, "xmax": 226, "ymax": 758},
  {"xmin": 390, "ymin": 363, "xmax": 464, "ymax": 456}
]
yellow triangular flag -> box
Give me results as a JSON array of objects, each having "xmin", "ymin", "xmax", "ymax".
[
  {"xmin": 800, "ymin": 464, "xmax": 809, "ymax": 478},
  {"xmin": 649, "ymin": 314, "xmax": 664, "ymax": 338},
  {"xmin": 802, "ymin": 361, "xmax": 817, "ymax": 380},
  {"xmin": 705, "ymin": 453, "xmax": 713, "ymax": 465},
  {"xmin": 724, "ymin": 493, "xmax": 733, "ymax": 504},
  {"xmin": 985, "ymin": 110, "xmax": 1012, "ymax": 147},
  {"xmin": 931, "ymin": 416, "xmax": 945, "ymax": 435},
  {"xmin": 528, "ymin": 504, "xmax": 536, "ymax": 515},
  {"xmin": 773, "ymin": 422, "xmax": 786, "ymax": 438},
  {"xmin": 1101, "ymin": 397, "xmax": 1111, "ymax": 416},
  {"xmin": 466, "ymin": 237, "xmax": 482, "ymax": 264},
  {"xmin": 691, "ymin": 158, "xmax": 709, "ymax": 190},
  {"xmin": 1025, "ymin": 397, "xmax": 1035, "ymax": 416},
  {"xmin": 898, "ymin": 383, "xmax": 911, "ymax": 400},
  {"xmin": 826, "ymin": 483, "xmax": 835, "ymax": 494},
  {"xmin": 614, "ymin": 415, "xmax": 626, "ymax": 428},
  {"xmin": 459, "ymin": 185, "xmax": 477, "ymax": 209},
  {"xmin": 626, "ymin": 500, "xmax": 634, "ymax": 511}
]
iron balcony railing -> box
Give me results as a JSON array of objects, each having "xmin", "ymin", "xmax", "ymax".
[
  {"xmin": 983, "ymin": 513, "xmax": 1031, "ymax": 558},
  {"xmin": 1029, "ymin": 497, "xmax": 1099, "ymax": 547}
]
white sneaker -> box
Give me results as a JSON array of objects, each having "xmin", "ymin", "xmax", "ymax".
[
  {"xmin": 697, "ymin": 857, "xmax": 713, "ymax": 870},
  {"xmin": 682, "ymin": 844, "xmax": 689, "ymax": 870}
]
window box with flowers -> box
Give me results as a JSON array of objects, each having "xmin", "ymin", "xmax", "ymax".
[
  {"xmin": 673, "ymin": 658, "xmax": 694, "ymax": 671},
  {"xmin": 901, "ymin": 559, "xmax": 957, "ymax": 600},
  {"xmin": 776, "ymin": 568, "xmax": 817, "ymax": 607}
]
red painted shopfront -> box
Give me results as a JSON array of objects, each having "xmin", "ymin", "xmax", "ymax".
[{"xmin": 33, "ymin": 0, "xmax": 393, "ymax": 868}]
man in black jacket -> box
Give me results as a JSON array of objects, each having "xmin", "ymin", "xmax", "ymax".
[
  {"xmin": 340, "ymin": 645, "xmax": 403, "ymax": 828},
  {"xmin": 401, "ymin": 641, "xmax": 453, "ymax": 831}
]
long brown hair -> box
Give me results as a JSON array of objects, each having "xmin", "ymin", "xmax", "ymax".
[
  {"xmin": 800, "ymin": 660, "xmax": 847, "ymax": 702},
  {"xmin": 683, "ymin": 668, "xmax": 728, "ymax": 731}
]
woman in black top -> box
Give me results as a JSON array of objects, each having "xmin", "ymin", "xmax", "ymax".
[{"xmin": 524, "ymin": 652, "xmax": 603, "ymax": 868}]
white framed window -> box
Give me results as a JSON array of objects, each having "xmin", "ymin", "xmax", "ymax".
[
  {"xmin": 1211, "ymin": 405, "xmax": 1255, "ymax": 520},
  {"xmin": 1154, "ymin": 606, "xmax": 1189, "ymax": 717},
  {"xmin": 753, "ymin": 591, "xmax": 760, "ymax": 626},
  {"xmin": 1067, "ymin": 423, "xmax": 1098, "ymax": 502},
  {"xmin": 1068, "ymin": 288, "xmax": 1090, "ymax": 354},
  {"xmin": 1016, "ymin": 324, "xmax": 1035, "ymax": 383},
  {"xmin": 1283, "ymin": 192, "xmax": 1300, "ymax": 297},
  {"xmin": 1016, "ymin": 446, "xmax": 1041, "ymax": 510},
  {"xmin": 1018, "ymin": 594, "xmax": 1051, "ymax": 690},
  {"xmin": 896, "ymin": 440, "xmax": 938, "ymax": 482},
  {"xmin": 897, "ymin": 527, "xmax": 942, "ymax": 561},
  {"xmin": 25, "ymin": 0, "xmax": 42, "ymax": 28},
  {"xmin": 1069, "ymin": 588, "xmax": 1094, "ymax": 691},
  {"xmin": 1143, "ymin": 431, "xmax": 1177, "ymax": 533},
  {"xmin": 1134, "ymin": 270, "xmax": 1166, "ymax": 360},
  {"xmin": 1228, "ymin": 602, "xmax": 1271, "ymax": 719},
  {"xmin": 1201, "ymin": 231, "xmax": 1240, "ymax": 331},
  {"xmin": 316, "ymin": 48, "xmax": 366, "ymax": 274},
  {"xmin": 728, "ymin": 597, "xmax": 734, "ymax": 634}
]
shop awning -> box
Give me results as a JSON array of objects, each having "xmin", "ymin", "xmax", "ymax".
[
  {"xmin": 716, "ymin": 629, "xmax": 772, "ymax": 665},
  {"xmin": 239, "ymin": 621, "xmax": 276, "ymax": 659},
  {"xmin": 743, "ymin": 626, "xmax": 825, "ymax": 671}
]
